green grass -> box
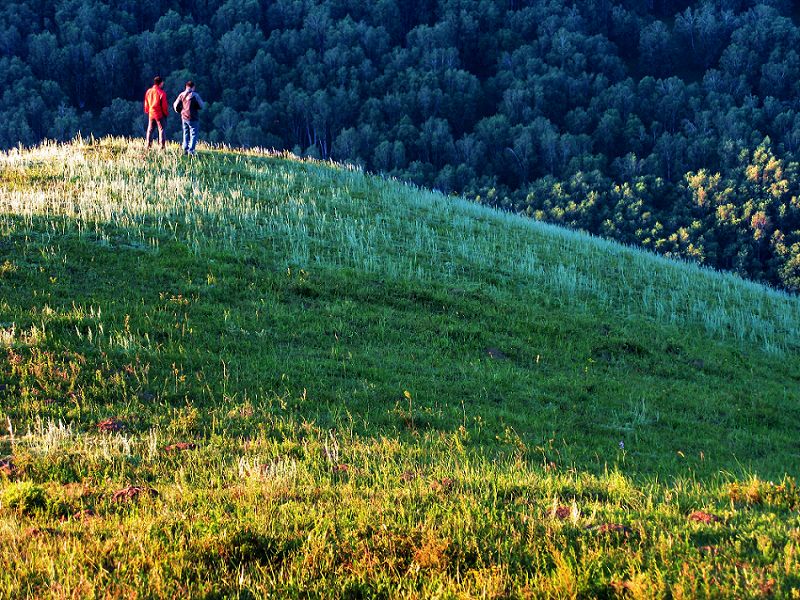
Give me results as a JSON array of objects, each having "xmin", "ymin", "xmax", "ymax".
[{"xmin": 1, "ymin": 137, "xmax": 799, "ymax": 598}]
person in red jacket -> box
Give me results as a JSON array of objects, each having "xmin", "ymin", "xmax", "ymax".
[{"xmin": 143, "ymin": 76, "xmax": 169, "ymax": 150}]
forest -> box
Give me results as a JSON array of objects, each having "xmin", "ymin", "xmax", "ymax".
[{"xmin": 2, "ymin": 0, "xmax": 800, "ymax": 290}]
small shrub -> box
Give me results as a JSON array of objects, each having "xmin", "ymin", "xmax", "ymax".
[
  {"xmin": 169, "ymin": 406, "xmax": 200, "ymax": 436},
  {"xmin": 2, "ymin": 481, "xmax": 47, "ymax": 515},
  {"xmin": 224, "ymin": 527, "xmax": 296, "ymax": 568},
  {"xmin": 0, "ymin": 457, "xmax": 16, "ymax": 478},
  {"xmin": 728, "ymin": 477, "xmax": 799, "ymax": 510}
]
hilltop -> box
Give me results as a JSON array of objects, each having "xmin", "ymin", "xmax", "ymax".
[{"xmin": 0, "ymin": 139, "xmax": 799, "ymax": 598}]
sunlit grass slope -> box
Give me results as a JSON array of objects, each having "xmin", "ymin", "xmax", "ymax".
[{"xmin": 1, "ymin": 138, "xmax": 799, "ymax": 598}]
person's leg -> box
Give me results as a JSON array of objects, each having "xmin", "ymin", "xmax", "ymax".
[
  {"xmin": 156, "ymin": 119, "xmax": 165, "ymax": 149},
  {"xmin": 146, "ymin": 117, "xmax": 154, "ymax": 149},
  {"xmin": 188, "ymin": 120, "xmax": 198, "ymax": 155},
  {"xmin": 182, "ymin": 120, "xmax": 189, "ymax": 154}
]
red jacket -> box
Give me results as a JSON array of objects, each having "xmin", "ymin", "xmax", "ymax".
[{"xmin": 144, "ymin": 85, "xmax": 168, "ymax": 120}]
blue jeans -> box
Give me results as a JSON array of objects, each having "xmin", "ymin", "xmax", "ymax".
[{"xmin": 182, "ymin": 119, "xmax": 199, "ymax": 154}]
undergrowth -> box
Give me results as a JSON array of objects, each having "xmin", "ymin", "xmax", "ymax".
[{"xmin": 1, "ymin": 138, "xmax": 799, "ymax": 598}]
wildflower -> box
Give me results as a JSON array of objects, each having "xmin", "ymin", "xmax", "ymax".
[{"xmin": 619, "ymin": 440, "xmax": 625, "ymax": 450}]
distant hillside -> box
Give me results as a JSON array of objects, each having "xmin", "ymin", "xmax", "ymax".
[
  {"xmin": 3, "ymin": 1, "xmax": 800, "ymax": 290},
  {"xmin": 0, "ymin": 138, "xmax": 799, "ymax": 597}
]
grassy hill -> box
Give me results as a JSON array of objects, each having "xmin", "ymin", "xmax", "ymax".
[{"xmin": 1, "ymin": 138, "xmax": 799, "ymax": 598}]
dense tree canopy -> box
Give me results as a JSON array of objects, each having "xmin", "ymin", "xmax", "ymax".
[{"xmin": 2, "ymin": 0, "xmax": 800, "ymax": 290}]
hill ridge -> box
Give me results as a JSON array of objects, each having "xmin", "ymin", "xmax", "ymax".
[{"xmin": 3, "ymin": 137, "xmax": 799, "ymax": 354}]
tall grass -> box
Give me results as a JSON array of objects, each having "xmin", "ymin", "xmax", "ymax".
[{"xmin": 2, "ymin": 137, "xmax": 798, "ymax": 352}]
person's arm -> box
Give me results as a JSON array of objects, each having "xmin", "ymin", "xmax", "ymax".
[
  {"xmin": 143, "ymin": 91, "xmax": 149, "ymax": 114},
  {"xmin": 194, "ymin": 93, "xmax": 205, "ymax": 109},
  {"xmin": 173, "ymin": 92, "xmax": 183, "ymax": 113},
  {"xmin": 161, "ymin": 90, "xmax": 169, "ymax": 117}
]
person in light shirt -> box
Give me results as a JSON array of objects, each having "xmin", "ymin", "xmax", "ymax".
[{"xmin": 173, "ymin": 81, "xmax": 205, "ymax": 156}]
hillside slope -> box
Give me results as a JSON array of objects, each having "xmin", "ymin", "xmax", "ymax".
[{"xmin": 1, "ymin": 138, "xmax": 799, "ymax": 598}]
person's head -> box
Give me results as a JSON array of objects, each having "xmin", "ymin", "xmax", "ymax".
[
  {"xmin": 185, "ymin": 81, "xmax": 195, "ymax": 90},
  {"xmin": 153, "ymin": 76, "xmax": 163, "ymax": 87}
]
